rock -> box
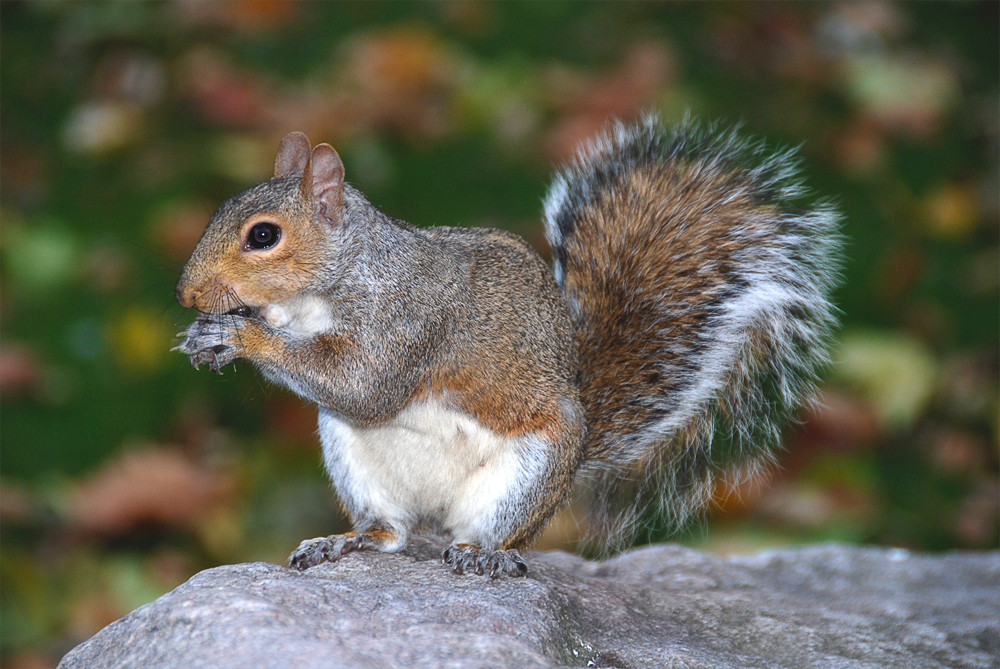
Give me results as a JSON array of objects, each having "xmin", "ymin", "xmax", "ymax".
[{"xmin": 58, "ymin": 538, "xmax": 999, "ymax": 669}]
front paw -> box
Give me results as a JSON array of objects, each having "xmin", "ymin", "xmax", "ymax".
[
  {"xmin": 289, "ymin": 534, "xmax": 368, "ymax": 571},
  {"xmin": 173, "ymin": 315, "xmax": 248, "ymax": 373},
  {"xmin": 289, "ymin": 530, "xmax": 402, "ymax": 571},
  {"xmin": 290, "ymin": 536, "xmax": 344, "ymax": 570}
]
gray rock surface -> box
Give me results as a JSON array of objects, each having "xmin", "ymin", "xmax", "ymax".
[{"xmin": 58, "ymin": 538, "xmax": 999, "ymax": 669}]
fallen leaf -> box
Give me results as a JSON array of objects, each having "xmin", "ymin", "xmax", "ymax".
[
  {"xmin": 792, "ymin": 390, "xmax": 883, "ymax": 455},
  {"xmin": 0, "ymin": 344, "xmax": 46, "ymax": 398},
  {"xmin": 926, "ymin": 428, "xmax": 988, "ymax": 474},
  {"xmin": 62, "ymin": 101, "xmax": 145, "ymax": 154},
  {"xmin": 2, "ymin": 651, "xmax": 60, "ymax": 669},
  {"xmin": 2, "ymin": 220, "xmax": 81, "ymax": 294},
  {"xmin": 66, "ymin": 445, "xmax": 234, "ymax": 535},
  {"xmin": 80, "ymin": 243, "xmax": 133, "ymax": 293},
  {"xmin": 208, "ymin": 134, "xmax": 273, "ymax": 182},
  {"xmin": 955, "ymin": 479, "xmax": 999, "ymax": 545},
  {"xmin": 923, "ymin": 181, "xmax": 979, "ymax": 240},
  {"xmin": 106, "ymin": 305, "xmax": 174, "ymax": 374},
  {"xmin": 147, "ymin": 200, "xmax": 214, "ymax": 264},
  {"xmin": 871, "ymin": 244, "xmax": 924, "ymax": 304},
  {"xmin": 545, "ymin": 41, "xmax": 674, "ymax": 162},
  {"xmin": 832, "ymin": 116, "xmax": 889, "ymax": 174},
  {"xmin": 92, "ymin": 51, "xmax": 166, "ymax": 107},
  {"xmin": 179, "ymin": 48, "xmax": 271, "ymax": 128},
  {"xmin": 0, "ymin": 479, "xmax": 36, "ymax": 524},
  {"xmin": 174, "ymin": 0, "xmax": 299, "ymax": 31},
  {"xmin": 340, "ymin": 25, "xmax": 459, "ymax": 139},
  {"xmin": 833, "ymin": 329, "xmax": 938, "ymax": 431},
  {"xmin": 841, "ymin": 52, "xmax": 958, "ymax": 136}
]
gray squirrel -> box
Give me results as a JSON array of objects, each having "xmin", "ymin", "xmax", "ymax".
[{"xmin": 175, "ymin": 115, "xmax": 841, "ymax": 577}]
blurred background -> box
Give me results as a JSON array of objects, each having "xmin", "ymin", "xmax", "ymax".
[{"xmin": 1, "ymin": 1, "xmax": 997, "ymax": 665}]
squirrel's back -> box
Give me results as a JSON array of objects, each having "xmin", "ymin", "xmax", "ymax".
[{"xmin": 544, "ymin": 115, "xmax": 841, "ymax": 550}]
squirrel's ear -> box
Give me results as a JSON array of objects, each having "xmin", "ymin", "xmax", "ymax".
[
  {"xmin": 301, "ymin": 143, "xmax": 345, "ymax": 224},
  {"xmin": 273, "ymin": 132, "xmax": 311, "ymax": 178}
]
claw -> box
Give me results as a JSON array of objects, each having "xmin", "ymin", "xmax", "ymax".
[
  {"xmin": 441, "ymin": 544, "xmax": 528, "ymax": 578},
  {"xmin": 189, "ymin": 349, "xmax": 217, "ymax": 371}
]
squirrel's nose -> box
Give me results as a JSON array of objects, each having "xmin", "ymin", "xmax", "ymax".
[{"xmin": 176, "ymin": 285, "xmax": 196, "ymax": 309}]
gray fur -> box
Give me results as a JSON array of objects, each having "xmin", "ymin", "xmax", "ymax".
[{"xmin": 177, "ymin": 118, "xmax": 841, "ymax": 567}]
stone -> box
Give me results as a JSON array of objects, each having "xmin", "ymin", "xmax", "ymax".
[{"xmin": 58, "ymin": 538, "xmax": 1000, "ymax": 668}]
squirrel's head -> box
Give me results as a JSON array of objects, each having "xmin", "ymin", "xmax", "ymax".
[{"xmin": 176, "ymin": 132, "xmax": 346, "ymax": 314}]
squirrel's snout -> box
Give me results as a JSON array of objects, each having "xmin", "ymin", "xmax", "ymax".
[
  {"xmin": 175, "ymin": 278, "xmax": 245, "ymax": 313},
  {"xmin": 176, "ymin": 284, "xmax": 197, "ymax": 309}
]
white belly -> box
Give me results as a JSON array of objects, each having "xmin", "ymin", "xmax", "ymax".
[{"xmin": 317, "ymin": 399, "xmax": 550, "ymax": 545}]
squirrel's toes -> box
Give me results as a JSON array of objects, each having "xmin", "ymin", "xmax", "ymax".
[{"xmin": 442, "ymin": 544, "xmax": 528, "ymax": 578}]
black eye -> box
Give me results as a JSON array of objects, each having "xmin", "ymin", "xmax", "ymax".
[{"xmin": 246, "ymin": 222, "xmax": 280, "ymax": 250}]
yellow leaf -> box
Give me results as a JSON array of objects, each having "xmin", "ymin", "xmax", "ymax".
[{"xmin": 107, "ymin": 307, "xmax": 173, "ymax": 373}]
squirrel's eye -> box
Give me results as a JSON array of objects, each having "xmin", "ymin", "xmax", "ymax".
[{"xmin": 246, "ymin": 222, "xmax": 281, "ymax": 250}]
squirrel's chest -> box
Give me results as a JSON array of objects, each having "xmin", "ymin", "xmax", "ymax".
[{"xmin": 316, "ymin": 400, "xmax": 526, "ymax": 528}]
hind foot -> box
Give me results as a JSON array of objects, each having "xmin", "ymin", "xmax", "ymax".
[{"xmin": 442, "ymin": 543, "xmax": 528, "ymax": 578}]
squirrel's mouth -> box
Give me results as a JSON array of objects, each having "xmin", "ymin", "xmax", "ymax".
[{"xmin": 224, "ymin": 305, "xmax": 262, "ymax": 319}]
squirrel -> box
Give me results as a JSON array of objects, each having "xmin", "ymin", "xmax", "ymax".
[{"xmin": 175, "ymin": 115, "xmax": 840, "ymax": 578}]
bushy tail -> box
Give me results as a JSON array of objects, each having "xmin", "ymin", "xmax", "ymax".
[{"xmin": 543, "ymin": 115, "xmax": 841, "ymax": 552}]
